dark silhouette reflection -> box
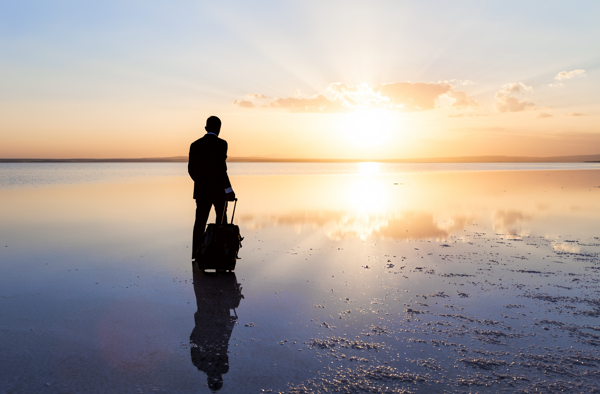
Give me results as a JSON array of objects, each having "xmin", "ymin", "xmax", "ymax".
[{"xmin": 190, "ymin": 269, "xmax": 244, "ymax": 391}]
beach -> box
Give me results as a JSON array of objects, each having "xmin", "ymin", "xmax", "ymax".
[{"xmin": 1, "ymin": 162, "xmax": 600, "ymax": 393}]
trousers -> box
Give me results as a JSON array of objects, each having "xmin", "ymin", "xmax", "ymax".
[{"xmin": 192, "ymin": 196, "xmax": 228, "ymax": 259}]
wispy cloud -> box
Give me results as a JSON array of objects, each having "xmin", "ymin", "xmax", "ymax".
[
  {"xmin": 234, "ymin": 81, "xmax": 479, "ymax": 113},
  {"xmin": 373, "ymin": 82, "xmax": 452, "ymax": 111},
  {"xmin": 550, "ymin": 69, "xmax": 585, "ymax": 87},
  {"xmin": 447, "ymin": 90, "xmax": 480, "ymax": 109},
  {"xmin": 555, "ymin": 69, "xmax": 585, "ymax": 81},
  {"xmin": 447, "ymin": 113, "xmax": 488, "ymax": 118},
  {"xmin": 564, "ymin": 112, "xmax": 587, "ymax": 117},
  {"xmin": 494, "ymin": 82, "xmax": 535, "ymax": 113},
  {"xmin": 536, "ymin": 112, "xmax": 552, "ymax": 119},
  {"xmin": 267, "ymin": 94, "xmax": 347, "ymax": 113},
  {"xmin": 233, "ymin": 99, "xmax": 255, "ymax": 108},
  {"xmin": 454, "ymin": 127, "xmax": 505, "ymax": 132},
  {"xmin": 444, "ymin": 79, "xmax": 474, "ymax": 86},
  {"xmin": 245, "ymin": 93, "xmax": 271, "ymax": 99}
]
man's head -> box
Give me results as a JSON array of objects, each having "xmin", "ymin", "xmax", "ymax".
[
  {"xmin": 207, "ymin": 374, "xmax": 223, "ymax": 391},
  {"xmin": 205, "ymin": 116, "xmax": 222, "ymax": 135}
]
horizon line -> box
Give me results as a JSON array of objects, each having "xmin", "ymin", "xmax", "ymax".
[{"xmin": 1, "ymin": 153, "xmax": 600, "ymax": 163}]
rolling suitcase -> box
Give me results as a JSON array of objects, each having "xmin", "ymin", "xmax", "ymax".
[{"xmin": 195, "ymin": 199, "xmax": 243, "ymax": 272}]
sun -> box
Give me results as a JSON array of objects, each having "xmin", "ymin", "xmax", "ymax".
[{"xmin": 339, "ymin": 109, "xmax": 396, "ymax": 147}]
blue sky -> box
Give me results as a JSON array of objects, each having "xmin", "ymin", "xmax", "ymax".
[{"xmin": 1, "ymin": 1, "xmax": 599, "ymax": 158}]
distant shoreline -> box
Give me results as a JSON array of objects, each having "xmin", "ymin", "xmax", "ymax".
[{"xmin": 2, "ymin": 154, "xmax": 600, "ymax": 163}]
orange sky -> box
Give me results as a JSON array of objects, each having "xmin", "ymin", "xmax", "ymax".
[{"xmin": 0, "ymin": 1, "xmax": 598, "ymax": 159}]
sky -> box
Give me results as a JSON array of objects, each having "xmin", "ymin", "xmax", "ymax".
[{"xmin": 0, "ymin": 0, "xmax": 599, "ymax": 159}]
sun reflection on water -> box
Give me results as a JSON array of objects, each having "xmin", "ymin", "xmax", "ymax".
[
  {"xmin": 346, "ymin": 179, "xmax": 387, "ymax": 214},
  {"xmin": 347, "ymin": 162, "xmax": 387, "ymax": 215},
  {"xmin": 327, "ymin": 214, "xmax": 389, "ymax": 241},
  {"xmin": 358, "ymin": 162, "xmax": 380, "ymax": 175},
  {"xmin": 212, "ymin": 169, "xmax": 600, "ymax": 242}
]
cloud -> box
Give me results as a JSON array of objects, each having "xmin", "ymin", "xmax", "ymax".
[
  {"xmin": 374, "ymin": 82, "xmax": 452, "ymax": 111},
  {"xmin": 446, "ymin": 90, "xmax": 480, "ymax": 109},
  {"xmin": 245, "ymin": 93, "xmax": 270, "ymax": 99},
  {"xmin": 564, "ymin": 112, "xmax": 587, "ymax": 117},
  {"xmin": 550, "ymin": 69, "xmax": 585, "ymax": 87},
  {"xmin": 327, "ymin": 82, "xmax": 358, "ymax": 94},
  {"xmin": 448, "ymin": 113, "xmax": 488, "ymax": 118},
  {"xmin": 457, "ymin": 127, "xmax": 505, "ymax": 132},
  {"xmin": 494, "ymin": 82, "xmax": 535, "ymax": 113},
  {"xmin": 501, "ymin": 82, "xmax": 533, "ymax": 95},
  {"xmin": 495, "ymin": 96, "xmax": 535, "ymax": 112},
  {"xmin": 233, "ymin": 99, "xmax": 255, "ymax": 108},
  {"xmin": 536, "ymin": 112, "xmax": 552, "ymax": 119},
  {"xmin": 555, "ymin": 69, "xmax": 585, "ymax": 81},
  {"xmin": 267, "ymin": 94, "xmax": 347, "ymax": 113},
  {"xmin": 327, "ymin": 82, "xmax": 384, "ymax": 109},
  {"xmin": 235, "ymin": 81, "xmax": 479, "ymax": 113},
  {"xmin": 442, "ymin": 79, "xmax": 474, "ymax": 86}
]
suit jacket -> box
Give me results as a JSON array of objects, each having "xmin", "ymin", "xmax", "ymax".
[{"xmin": 188, "ymin": 134, "xmax": 232, "ymax": 200}]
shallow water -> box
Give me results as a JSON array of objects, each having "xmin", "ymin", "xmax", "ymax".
[
  {"xmin": 1, "ymin": 163, "xmax": 599, "ymax": 393},
  {"xmin": 1, "ymin": 162, "xmax": 600, "ymax": 188}
]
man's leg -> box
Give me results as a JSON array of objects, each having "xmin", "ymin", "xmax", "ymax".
[{"xmin": 192, "ymin": 198, "xmax": 212, "ymax": 259}]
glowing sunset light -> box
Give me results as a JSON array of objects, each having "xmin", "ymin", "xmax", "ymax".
[
  {"xmin": 346, "ymin": 178, "xmax": 387, "ymax": 213},
  {"xmin": 347, "ymin": 163, "xmax": 387, "ymax": 213},
  {"xmin": 340, "ymin": 109, "xmax": 397, "ymax": 147},
  {"xmin": 358, "ymin": 162, "xmax": 381, "ymax": 176},
  {"xmin": 0, "ymin": 1, "xmax": 598, "ymax": 159}
]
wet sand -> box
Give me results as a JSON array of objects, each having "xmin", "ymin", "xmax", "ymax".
[{"xmin": 0, "ymin": 164, "xmax": 599, "ymax": 393}]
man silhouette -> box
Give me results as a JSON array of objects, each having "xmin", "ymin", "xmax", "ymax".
[
  {"xmin": 189, "ymin": 116, "xmax": 236, "ymax": 259},
  {"xmin": 190, "ymin": 271, "xmax": 243, "ymax": 391}
]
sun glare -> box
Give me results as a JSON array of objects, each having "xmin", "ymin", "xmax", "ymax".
[
  {"xmin": 346, "ymin": 178, "xmax": 387, "ymax": 213},
  {"xmin": 339, "ymin": 109, "xmax": 396, "ymax": 147},
  {"xmin": 358, "ymin": 162, "xmax": 380, "ymax": 175}
]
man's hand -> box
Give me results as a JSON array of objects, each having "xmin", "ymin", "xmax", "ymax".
[{"xmin": 226, "ymin": 191, "xmax": 236, "ymax": 201}]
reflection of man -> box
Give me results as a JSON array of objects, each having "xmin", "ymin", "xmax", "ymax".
[
  {"xmin": 190, "ymin": 271, "xmax": 243, "ymax": 391},
  {"xmin": 189, "ymin": 116, "xmax": 236, "ymax": 259}
]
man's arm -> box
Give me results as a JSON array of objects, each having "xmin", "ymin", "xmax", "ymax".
[{"xmin": 221, "ymin": 141, "xmax": 235, "ymax": 201}]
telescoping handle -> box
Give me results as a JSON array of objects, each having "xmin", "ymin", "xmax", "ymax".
[
  {"xmin": 221, "ymin": 198, "xmax": 238, "ymax": 225},
  {"xmin": 230, "ymin": 198, "xmax": 238, "ymax": 224}
]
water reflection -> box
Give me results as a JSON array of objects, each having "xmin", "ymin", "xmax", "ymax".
[
  {"xmin": 493, "ymin": 209, "xmax": 533, "ymax": 237},
  {"xmin": 190, "ymin": 270, "xmax": 244, "ymax": 391},
  {"xmin": 1, "ymin": 168, "xmax": 599, "ymax": 246},
  {"xmin": 346, "ymin": 179, "xmax": 387, "ymax": 213},
  {"xmin": 239, "ymin": 211, "xmax": 468, "ymax": 240},
  {"xmin": 1, "ymin": 164, "xmax": 600, "ymax": 392},
  {"xmin": 232, "ymin": 170, "xmax": 600, "ymax": 241}
]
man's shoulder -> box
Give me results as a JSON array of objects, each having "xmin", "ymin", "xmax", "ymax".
[
  {"xmin": 206, "ymin": 135, "xmax": 228, "ymax": 148},
  {"xmin": 190, "ymin": 137, "xmax": 204, "ymax": 147},
  {"xmin": 190, "ymin": 135, "xmax": 227, "ymax": 150}
]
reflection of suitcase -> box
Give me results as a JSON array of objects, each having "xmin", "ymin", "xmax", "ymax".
[
  {"xmin": 195, "ymin": 199, "xmax": 243, "ymax": 272},
  {"xmin": 193, "ymin": 271, "xmax": 244, "ymax": 312}
]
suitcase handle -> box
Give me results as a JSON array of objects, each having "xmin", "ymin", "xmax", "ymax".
[
  {"xmin": 221, "ymin": 198, "xmax": 238, "ymax": 225},
  {"xmin": 231, "ymin": 198, "xmax": 238, "ymax": 224}
]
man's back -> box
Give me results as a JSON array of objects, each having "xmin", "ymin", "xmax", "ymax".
[{"xmin": 188, "ymin": 134, "xmax": 230, "ymax": 199}]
